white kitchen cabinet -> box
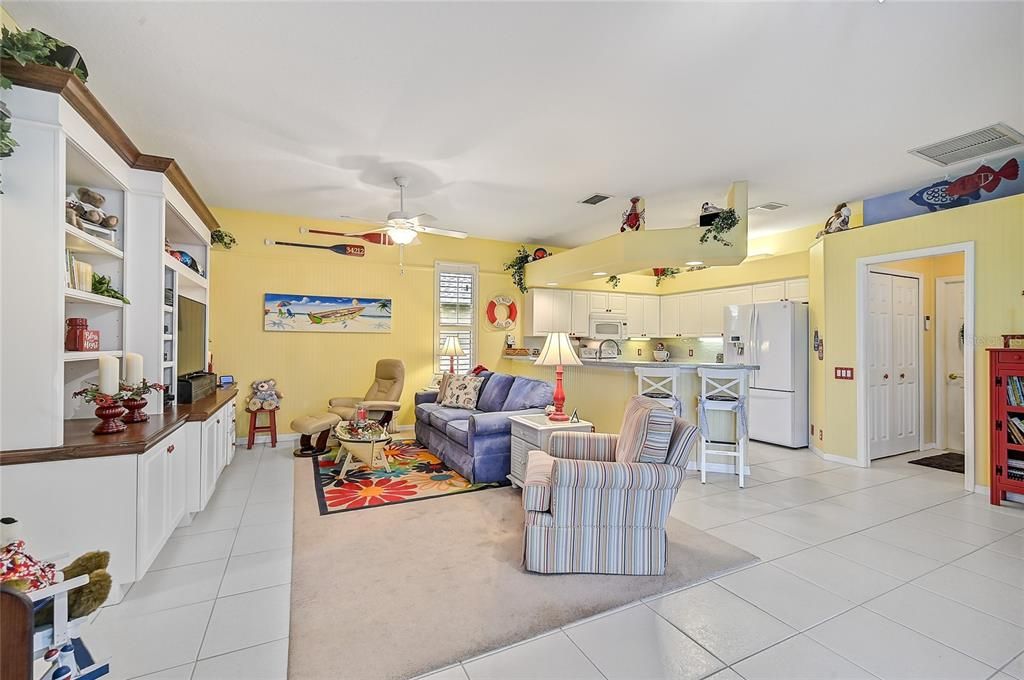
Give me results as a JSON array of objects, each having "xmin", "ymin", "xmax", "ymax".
[
  {"xmin": 786, "ymin": 278, "xmax": 809, "ymax": 302},
  {"xmin": 589, "ymin": 292, "xmax": 626, "ymax": 314},
  {"xmin": 523, "ymin": 289, "xmax": 572, "ymax": 336},
  {"xmin": 752, "ymin": 281, "xmax": 787, "ymax": 303},
  {"xmin": 700, "ymin": 290, "xmax": 727, "ymax": 337},
  {"xmin": 626, "ymin": 295, "xmax": 644, "ymax": 337},
  {"xmin": 642, "ymin": 296, "xmax": 661, "ymax": 337},
  {"xmin": 723, "ymin": 286, "xmax": 753, "ymax": 309},
  {"xmin": 678, "ymin": 293, "xmax": 702, "ymax": 337},
  {"xmin": 570, "ymin": 291, "xmax": 590, "ymax": 336},
  {"xmin": 136, "ymin": 427, "xmax": 188, "ymax": 577},
  {"xmin": 660, "ymin": 294, "xmax": 680, "ymax": 337}
]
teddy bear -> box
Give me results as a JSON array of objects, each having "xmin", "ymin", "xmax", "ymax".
[
  {"xmin": 248, "ymin": 379, "xmax": 282, "ymax": 411},
  {"xmin": 0, "ymin": 517, "xmax": 111, "ymax": 625}
]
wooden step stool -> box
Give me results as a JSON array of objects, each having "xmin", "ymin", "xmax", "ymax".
[{"xmin": 246, "ymin": 408, "xmax": 278, "ymax": 449}]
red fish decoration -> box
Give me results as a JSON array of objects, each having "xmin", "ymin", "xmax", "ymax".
[
  {"xmin": 946, "ymin": 158, "xmax": 1019, "ymax": 199},
  {"xmin": 620, "ymin": 197, "xmax": 645, "ymax": 232}
]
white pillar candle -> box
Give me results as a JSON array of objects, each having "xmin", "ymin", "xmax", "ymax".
[
  {"xmin": 98, "ymin": 355, "xmax": 119, "ymax": 395},
  {"xmin": 124, "ymin": 352, "xmax": 143, "ymax": 385}
]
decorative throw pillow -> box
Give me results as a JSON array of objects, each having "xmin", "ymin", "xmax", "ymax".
[
  {"xmin": 435, "ymin": 373, "xmax": 452, "ymax": 404},
  {"xmin": 441, "ymin": 375, "xmax": 485, "ymax": 410}
]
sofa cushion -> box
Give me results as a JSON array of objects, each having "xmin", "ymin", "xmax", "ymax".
[
  {"xmin": 440, "ymin": 375, "xmax": 486, "ymax": 410},
  {"xmin": 477, "ymin": 373, "xmax": 515, "ymax": 412},
  {"xmin": 415, "ymin": 402, "xmax": 443, "ymax": 424},
  {"xmin": 502, "ymin": 377, "xmax": 554, "ymax": 411},
  {"xmin": 429, "ymin": 406, "xmax": 478, "ymax": 431},
  {"xmin": 616, "ymin": 396, "xmax": 675, "ymax": 464},
  {"xmin": 445, "ymin": 420, "xmax": 470, "ymax": 447}
]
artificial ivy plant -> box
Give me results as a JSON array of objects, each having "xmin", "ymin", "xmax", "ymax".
[
  {"xmin": 606, "ymin": 275, "xmax": 621, "ymax": 289},
  {"xmin": 699, "ymin": 207, "xmax": 740, "ymax": 246},
  {"xmin": 654, "ymin": 267, "xmax": 680, "ymax": 287},
  {"xmin": 504, "ymin": 245, "xmax": 532, "ymax": 294},
  {"xmin": 211, "ymin": 229, "xmax": 237, "ymax": 249}
]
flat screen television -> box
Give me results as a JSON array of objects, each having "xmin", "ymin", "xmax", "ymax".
[{"xmin": 177, "ymin": 295, "xmax": 207, "ymax": 375}]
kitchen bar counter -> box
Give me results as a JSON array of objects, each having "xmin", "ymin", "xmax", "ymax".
[{"xmin": 502, "ymin": 355, "xmax": 758, "ymax": 371}]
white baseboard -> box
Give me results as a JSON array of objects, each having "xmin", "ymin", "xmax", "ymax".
[
  {"xmin": 921, "ymin": 442, "xmax": 938, "ymax": 451},
  {"xmin": 235, "ymin": 433, "xmax": 300, "ymax": 447},
  {"xmin": 809, "ymin": 444, "xmax": 862, "ymax": 467},
  {"xmin": 976, "ymin": 484, "xmax": 1024, "ymax": 503}
]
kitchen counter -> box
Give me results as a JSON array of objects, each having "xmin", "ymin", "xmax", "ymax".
[{"xmin": 502, "ymin": 356, "xmax": 758, "ymax": 371}]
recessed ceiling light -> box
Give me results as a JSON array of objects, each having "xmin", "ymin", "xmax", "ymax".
[
  {"xmin": 685, "ymin": 261, "xmax": 704, "ymax": 266},
  {"xmin": 546, "ymin": 282, "xmax": 558, "ymax": 286},
  {"xmin": 592, "ymin": 271, "xmax": 608, "ymax": 276}
]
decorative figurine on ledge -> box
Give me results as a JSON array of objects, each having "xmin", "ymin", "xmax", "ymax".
[{"xmin": 120, "ymin": 379, "xmax": 167, "ymax": 424}]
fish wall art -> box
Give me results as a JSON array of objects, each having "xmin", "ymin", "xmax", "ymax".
[
  {"xmin": 864, "ymin": 154, "xmax": 1022, "ymax": 227},
  {"xmin": 263, "ymin": 293, "xmax": 392, "ymax": 333}
]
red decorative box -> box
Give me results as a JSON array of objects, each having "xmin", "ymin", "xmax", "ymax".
[
  {"xmin": 65, "ymin": 317, "xmax": 100, "ymax": 351},
  {"xmin": 79, "ymin": 329, "xmax": 100, "ymax": 351}
]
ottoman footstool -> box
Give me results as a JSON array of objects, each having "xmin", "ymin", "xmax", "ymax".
[{"xmin": 291, "ymin": 413, "xmax": 342, "ymax": 457}]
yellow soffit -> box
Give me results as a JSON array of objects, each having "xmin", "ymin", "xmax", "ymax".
[{"xmin": 524, "ymin": 181, "xmax": 748, "ymax": 288}]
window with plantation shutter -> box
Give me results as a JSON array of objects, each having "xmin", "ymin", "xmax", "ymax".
[{"xmin": 436, "ymin": 263, "xmax": 477, "ymax": 374}]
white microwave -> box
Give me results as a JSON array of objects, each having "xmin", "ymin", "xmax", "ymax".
[{"xmin": 589, "ymin": 313, "xmax": 627, "ymax": 340}]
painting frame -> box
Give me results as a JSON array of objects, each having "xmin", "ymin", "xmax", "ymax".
[{"xmin": 264, "ymin": 293, "xmax": 392, "ymax": 333}]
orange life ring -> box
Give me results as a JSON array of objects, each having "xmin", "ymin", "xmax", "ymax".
[{"xmin": 486, "ymin": 295, "xmax": 517, "ymax": 329}]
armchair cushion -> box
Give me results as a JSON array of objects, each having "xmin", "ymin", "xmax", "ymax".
[
  {"xmin": 329, "ymin": 396, "xmax": 359, "ymax": 408},
  {"xmin": 616, "ymin": 396, "xmax": 675, "ymax": 464},
  {"xmin": 548, "ymin": 432, "xmax": 618, "ymax": 462},
  {"xmin": 665, "ymin": 419, "xmax": 700, "ymax": 467},
  {"xmin": 357, "ymin": 400, "xmax": 401, "ymax": 412},
  {"xmin": 523, "ymin": 451, "xmax": 554, "ymax": 512},
  {"xmin": 551, "ymin": 459, "xmax": 685, "ymax": 491}
]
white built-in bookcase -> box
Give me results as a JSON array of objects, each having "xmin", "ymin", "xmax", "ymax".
[{"xmin": 1, "ymin": 84, "xmax": 209, "ymax": 451}]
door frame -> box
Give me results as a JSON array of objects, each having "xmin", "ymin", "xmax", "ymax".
[
  {"xmin": 855, "ymin": 241, "xmax": 975, "ymax": 493},
  {"xmin": 935, "ymin": 275, "xmax": 966, "ymax": 453},
  {"xmin": 865, "ymin": 267, "xmax": 925, "ymax": 461}
]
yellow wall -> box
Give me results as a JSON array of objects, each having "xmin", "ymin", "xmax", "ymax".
[
  {"xmin": 1, "ymin": 7, "xmax": 20, "ymax": 30},
  {"xmin": 816, "ymin": 194, "xmax": 1024, "ymax": 484},
  {"xmin": 209, "ymin": 208, "xmax": 539, "ymax": 435}
]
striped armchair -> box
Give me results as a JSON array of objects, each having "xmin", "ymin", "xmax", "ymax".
[{"xmin": 522, "ymin": 396, "xmax": 699, "ymax": 576}]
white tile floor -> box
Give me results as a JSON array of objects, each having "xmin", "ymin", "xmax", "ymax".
[
  {"xmin": 79, "ymin": 444, "xmax": 293, "ymax": 680},
  {"xmin": 82, "ymin": 440, "xmax": 1024, "ymax": 680}
]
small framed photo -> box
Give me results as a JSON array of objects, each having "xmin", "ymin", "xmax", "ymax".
[{"xmin": 219, "ymin": 375, "xmax": 235, "ymax": 387}]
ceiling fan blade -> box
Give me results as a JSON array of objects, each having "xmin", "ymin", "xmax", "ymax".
[
  {"xmin": 413, "ymin": 225, "xmax": 469, "ymax": 239},
  {"xmin": 337, "ymin": 215, "xmax": 389, "ymax": 227},
  {"xmin": 409, "ymin": 212, "xmax": 438, "ymax": 224}
]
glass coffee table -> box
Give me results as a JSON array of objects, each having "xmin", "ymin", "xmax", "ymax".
[{"xmin": 332, "ymin": 426, "xmax": 393, "ymax": 481}]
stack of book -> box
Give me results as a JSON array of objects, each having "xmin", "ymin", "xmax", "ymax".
[
  {"xmin": 65, "ymin": 250, "xmax": 93, "ymax": 292},
  {"xmin": 1008, "ymin": 457, "xmax": 1024, "ymax": 482},
  {"xmin": 1007, "ymin": 376, "xmax": 1024, "ymax": 407},
  {"xmin": 1008, "ymin": 414, "xmax": 1024, "ymax": 446}
]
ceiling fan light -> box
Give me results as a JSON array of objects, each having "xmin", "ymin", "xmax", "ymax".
[{"xmin": 386, "ymin": 227, "xmax": 418, "ymax": 245}]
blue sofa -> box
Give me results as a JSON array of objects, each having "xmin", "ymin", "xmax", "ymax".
[{"xmin": 415, "ymin": 372, "xmax": 554, "ymax": 484}]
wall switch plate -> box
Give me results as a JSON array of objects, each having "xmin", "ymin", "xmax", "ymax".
[
  {"xmin": 819, "ymin": 429, "xmax": 823, "ymax": 441},
  {"xmin": 688, "ymin": 349, "xmax": 694, "ymax": 357},
  {"xmin": 834, "ymin": 367, "xmax": 854, "ymax": 380},
  {"xmin": 637, "ymin": 348, "xmax": 642, "ymax": 356}
]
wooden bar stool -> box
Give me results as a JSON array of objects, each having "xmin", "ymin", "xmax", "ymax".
[{"xmin": 246, "ymin": 408, "xmax": 278, "ymax": 449}]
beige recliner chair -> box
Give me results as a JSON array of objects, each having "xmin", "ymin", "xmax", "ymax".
[{"xmin": 329, "ymin": 359, "xmax": 405, "ymax": 430}]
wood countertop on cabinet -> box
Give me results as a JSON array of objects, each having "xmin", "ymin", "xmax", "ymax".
[{"xmin": 0, "ymin": 388, "xmax": 238, "ymax": 466}]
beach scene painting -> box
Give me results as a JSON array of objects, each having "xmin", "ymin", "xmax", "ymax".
[{"xmin": 264, "ymin": 293, "xmax": 392, "ymax": 333}]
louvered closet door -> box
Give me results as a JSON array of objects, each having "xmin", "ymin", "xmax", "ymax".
[{"xmin": 869, "ymin": 272, "xmax": 920, "ymax": 459}]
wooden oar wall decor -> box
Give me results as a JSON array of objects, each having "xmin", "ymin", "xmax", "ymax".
[{"xmin": 264, "ymin": 239, "xmax": 366, "ymax": 257}]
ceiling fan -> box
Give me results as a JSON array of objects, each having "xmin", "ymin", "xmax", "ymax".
[{"xmin": 303, "ymin": 176, "xmax": 468, "ymax": 246}]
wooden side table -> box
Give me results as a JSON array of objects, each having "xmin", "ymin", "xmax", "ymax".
[
  {"xmin": 508, "ymin": 414, "xmax": 594, "ymax": 488},
  {"xmin": 246, "ymin": 408, "xmax": 278, "ymax": 449}
]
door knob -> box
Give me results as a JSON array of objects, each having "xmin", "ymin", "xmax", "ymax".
[
  {"xmin": 899, "ymin": 373, "xmax": 905, "ymax": 380},
  {"xmin": 883, "ymin": 373, "xmax": 889, "ymax": 380},
  {"xmin": 948, "ymin": 372, "xmax": 960, "ymax": 380}
]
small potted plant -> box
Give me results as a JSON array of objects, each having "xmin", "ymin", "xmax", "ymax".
[
  {"xmin": 73, "ymin": 383, "xmax": 129, "ymax": 434},
  {"xmin": 653, "ymin": 267, "xmax": 680, "ymax": 286},
  {"xmin": 504, "ymin": 245, "xmax": 532, "ymax": 294},
  {"xmin": 120, "ymin": 379, "xmax": 167, "ymax": 424},
  {"xmin": 211, "ymin": 229, "xmax": 237, "ymax": 249},
  {"xmin": 606, "ymin": 275, "xmax": 621, "ymax": 289}
]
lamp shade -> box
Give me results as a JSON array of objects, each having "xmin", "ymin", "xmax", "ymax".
[
  {"xmin": 534, "ymin": 332, "xmax": 582, "ymax": 367},
  {"xmin": 440, "ymin": 335, "xmax": 465, "ymax": 357}
]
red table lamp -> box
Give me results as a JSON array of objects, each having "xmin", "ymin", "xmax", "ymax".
[
  {"xmin": 440, "ymin": 335, "xmax": 466, "ymax": 374},
  {"xmin": 534, "ymin": 332, "xmax": 582, "ymax": 422}
]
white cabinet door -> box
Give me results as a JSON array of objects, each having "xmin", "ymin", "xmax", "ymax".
[
  {"xmin": 752, "ymin": 281, "xmax": 786, "ymax": 303},
  {"xmin": 607, "ymin": 293, "xmax": 627, "ymax": 315},
  {"xmin": 660, "ymin": 294, "xmax": 680, "ymax": 337},
  {"xmin": 225, "ymin": 401, "xmax": 237, "ymax": 465},
  {"xmin": 700, "ymin": 290, "xmax": 727, "ymax": 337},
  {"xmin": 168, "ymin": 429, "xmax": 188, "ymax": 530},
  {"xmin": 786, "ymin": 278, "xmax": 809, "ymax": 302},
  {"xmin": 643, "ymin": 296, "xmax": 661, "ymax": 337},
  {"xmin": 589, "ymin": 292, "xmax": 608, "ymax": 313},
  {"xmin": 570, "ymin": 291, "xmax": 590, "ymax": 336},
  {"xmin": 525, "ymin": 289, "xmax": 559, "ymax": 335},
  {"xmin": 201, "ymin": 418, "xmax": 219, "ymax": 509},
  {"xmin": 550, "ymin": 290, "xmax": 572, "ymax": 333},
  {"xmin": 723, "ymin": 286, "xmax": 753, "ymax": 308},
  {"xmin": 678, "ymin": 293, "xmax": 702, "ymax": 337},
  {"xmin": 626, "ymin": 295, "xmax": 644, "ymax": 337},
  {"xmin": 136, "ymin": 444, "xmax": 168, "ymax": 577}
]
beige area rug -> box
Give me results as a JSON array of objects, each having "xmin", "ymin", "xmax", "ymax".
[{"xmin": 289, "ymin": 459, "xmax": 757, "ymax": 680}]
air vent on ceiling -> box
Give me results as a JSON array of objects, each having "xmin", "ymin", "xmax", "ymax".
[
  {"xmin": 909, "ymin": 123, "xmax": 1024, "ymax": 167},
  {"xmin": 750, "ymin": 202, "xmax": 788, "ymax": 212},
  {"xmin": 578, "ymin": 193, "xmax": 612, "ymax": 205}
]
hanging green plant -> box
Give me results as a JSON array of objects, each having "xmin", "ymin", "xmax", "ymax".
[
  {"xmin": 503, "ymin": 245, "xmax": 532, "ymax": 294},
  {"xmin": 606, "ymin": 275, "xmax": 621, "ymax": 289},
  {"xmin": 699, "ymin": 207, "xmax": 739, "ymax": 246},
  {"xmin": 211, "ymin": 229, "xmax": 237, "ymax": 249},
  {"xmin": 653, "ymin": 267, "xmax": 680, "ymax": 287}
]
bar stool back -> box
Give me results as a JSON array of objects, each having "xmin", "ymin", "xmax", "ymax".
[{"xmin": 697, "ymin": 366, "xmax": 750, "ymax": 488}]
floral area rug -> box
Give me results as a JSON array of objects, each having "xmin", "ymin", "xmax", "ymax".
[{"xmin": 312, "ymin": 440, "xmax": 501, "ymax": 514}]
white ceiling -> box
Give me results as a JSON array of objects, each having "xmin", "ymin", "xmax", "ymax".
[{"xmin": 8, "ymin": 1, "xmax": 1023, "ymax": 246}]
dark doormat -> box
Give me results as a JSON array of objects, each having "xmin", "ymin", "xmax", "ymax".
[{"xmin": 909, "ymin": 451, "xmax": 965, "ymax": 474}]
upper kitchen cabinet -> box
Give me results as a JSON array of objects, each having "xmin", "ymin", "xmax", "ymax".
[
  {"xmin": 570, "ymin": 291, "xmax": 590, "ymax": 336},
  {"xmin": 523, "ymin": 289, "xmax": 572, "ymax": 336},
  {"xmin": 589, "ymin": 292, "xmax": 627, "ymax": 315}
]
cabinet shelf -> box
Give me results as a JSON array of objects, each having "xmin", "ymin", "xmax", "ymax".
[
  {"xmin": 163, "ymin": 253, "xmax": 208, "ymax": 290},
  {"xmin": 64, "ymin": 223, "xmax": 124, "ymax": 259},
  {"xmin": 63, "ymin": 350, "xmax": 123, "ymax": 362},
  {"xmin": 65, "ymin": 288, "xmax": 124, "ymax": 307}
]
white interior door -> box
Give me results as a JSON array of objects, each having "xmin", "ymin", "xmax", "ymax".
[
  {"xmin": 940, "ymin": 279, "xmax": 965, "ymax": 452},
  {"xmin": 868, "ymin": 272, "xmax": 920, "ymax": 459}
]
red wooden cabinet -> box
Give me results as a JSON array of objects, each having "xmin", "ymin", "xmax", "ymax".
[{"xmin": 988, "ymin": 348, "xmax": 1024, "ymax": 505}]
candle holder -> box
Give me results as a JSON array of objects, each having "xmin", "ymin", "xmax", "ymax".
[
  {"xmin": 121, "ymin": 396, "xmax": 149, "ymax": 423},
  {"xmin": 93, "ymin": 402, "xmax": 128, "ymax": 434}
]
